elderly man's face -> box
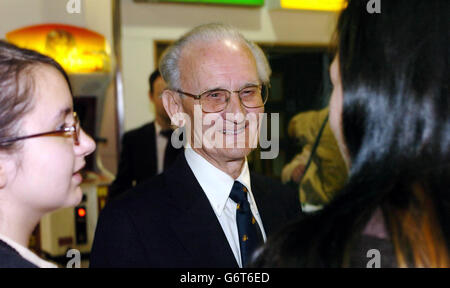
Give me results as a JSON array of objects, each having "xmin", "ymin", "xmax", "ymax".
[{"xmin": 178, "ymin": 39, "xmax": 264, "ymax": 165}]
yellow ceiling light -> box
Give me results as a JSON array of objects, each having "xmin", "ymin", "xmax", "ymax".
[
  {"xmin": 6, "ymin": 24, "xmax": 111, "ymax": 74},
  {"xmin": 271, "ymin": 0, "xmax": 347, "ymax": 11}
]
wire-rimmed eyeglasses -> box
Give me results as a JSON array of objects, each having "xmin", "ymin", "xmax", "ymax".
[
  {"xmin": 0, "ymin": 112, "xmax": 80, "ymax": 145},
  {"xmin": 176, "ymin": 84, "xmax": 269, "ymax": 113}
]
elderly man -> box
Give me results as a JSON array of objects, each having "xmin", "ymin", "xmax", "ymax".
[{"xmin": 90, "ymin": 23, "xmax": 301, "ymax": 268}]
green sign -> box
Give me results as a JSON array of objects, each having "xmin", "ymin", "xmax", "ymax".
[{"xmin": 156, "ymin": 0, "xmax": 264, "ymax": 6}]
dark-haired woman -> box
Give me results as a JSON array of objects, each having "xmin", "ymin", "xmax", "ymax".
[
  {"xmin": 0, "ymin": 41, "xmax": 96, "ymax": 267},
  {"xmin": 254, "ymin": 0, "xmax": 449, "ymax": 268}
]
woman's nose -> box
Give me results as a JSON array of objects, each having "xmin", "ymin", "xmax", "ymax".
[{"xmin": 75, "ymin": 128, "xmax": 96, "ymax": 157}]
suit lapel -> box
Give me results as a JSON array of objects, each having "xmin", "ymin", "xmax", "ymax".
[
  {"xmin": 249, "ymin": 174, "xmax": 276, "ymax": 237},
  {"xmin": 249, "ymin": 173, "xmax": 303, "ymax": 239},
  {"xmin": 165, "ymin": 154, "xmax": 238, "ymax": 268},
  {"xmin": 250, "ymin": 175, "xmax": 266, "ymax": 235}
]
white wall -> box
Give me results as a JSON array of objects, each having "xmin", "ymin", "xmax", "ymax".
[
  {"xmin": 0, "ymin": 0, "xmax": 45, "ymax": 36},
  {"xmin": 121, "ymin": 0, "xmax": 338, "ymax": 131},
  {"xmin": 0, "ymin": 0, "xmax": 112, "ymax": 44}
]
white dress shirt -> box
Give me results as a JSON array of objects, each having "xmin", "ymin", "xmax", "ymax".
[
  {"xmin": 154, "ymin": 122, "xmax": 169, "ymax": 174},
  {"xmin": 184, "ymin": 147, "xmax": 267, "ymax": 268},
  {"xmin": 0, "ymin": 233, "xmax": 57, "ymax": 268}
]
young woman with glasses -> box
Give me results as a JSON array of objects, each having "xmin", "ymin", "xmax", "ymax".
[{"xmin": 0, "ymin": 41, "xmax": 96, "ymax": 267}]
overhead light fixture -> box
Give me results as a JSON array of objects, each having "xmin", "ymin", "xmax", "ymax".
[{"xmin": 270, "ymin": 0, "xmax": 346, "ymax": 11}]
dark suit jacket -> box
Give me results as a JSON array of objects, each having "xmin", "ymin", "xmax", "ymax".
[
  {"xmin": 90, "ymin": 152, "xmax": 302, "ymax": 268},
  {"xmin": 108, "ymin": 122, "xmax": 183, "ymax": 200},
  {"xmin": 0, "ymin": 239, "xmax": 37, "ymax": 268}
]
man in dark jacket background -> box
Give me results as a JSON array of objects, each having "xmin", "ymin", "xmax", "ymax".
[{"xmin": 108, "ymin": 69, "xmax": 182, "ymax": 200}]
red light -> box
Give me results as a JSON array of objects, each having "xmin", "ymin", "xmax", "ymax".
[{"xmin": 77, "ymin": 208, "xmax": 86, "ymax": 218}]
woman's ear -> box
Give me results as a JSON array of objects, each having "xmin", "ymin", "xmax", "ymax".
[
  {"xmin": 162, "ymin": 90, "xmax": 184, "ymax": 127},
  {"xmin": 0, "ymin": 163, "xmax": 8, "ymax": 189}
]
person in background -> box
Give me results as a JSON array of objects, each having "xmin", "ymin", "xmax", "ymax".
[
  {"xmin": 108, "ymin": 69, "xmax": 183, "ymax": 200},
  {"xmin": 0, "ymin": 41, "xmax": 96, "ymax": 268},
  {"xmin": 281, "ymin": 107, "xmax": 348, "ymax": 212},
  {"xmin": 90, "ymin": 23, "xmax": 301, "ymax": 268},
  {"xmin": 254, "ymin": 0, "xmax": 449, "ymax": 268}
]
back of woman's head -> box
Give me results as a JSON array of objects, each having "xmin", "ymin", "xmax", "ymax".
[
  {"xmin": 0, "ymin": 40, "xmax": 71, "ymax": 153},
  {"xmin": 254, "ymin": 0, "xmax": 449, "ymax": 267},
  {"xmin": 337, "ymin": 0, "xmax": 449, "ymax": 267},
  {"xmin": 337, "ymin": 0, "xmax": 449, "ymax": 179}
]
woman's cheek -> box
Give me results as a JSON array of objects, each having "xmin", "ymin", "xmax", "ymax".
[{"xmin": 329, "ymin": 87, "xmax": 342, "ymax": 139}]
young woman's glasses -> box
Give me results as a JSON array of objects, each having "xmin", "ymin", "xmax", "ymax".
[
  {"xmin": 175, "ymin": 84, "xmax": 269, "ymax": 113},
  {"xmin": 0, "ymin": 112, "xmax": 80, "ymax": 145}
]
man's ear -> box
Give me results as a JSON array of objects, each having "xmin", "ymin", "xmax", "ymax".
[
  {"xmin": 148, "ymin": 90, "xmax": 154, "ymax": 103},
  {"xmin": 162, "ymin": 90, "xmax": 184, "ymax": 127}
]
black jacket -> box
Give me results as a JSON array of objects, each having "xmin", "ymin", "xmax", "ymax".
[
  {"xmin": 108, "ymin": 122, "xmax": 183, "ymax": 200},
  {"xmin": 0, "ymin": 239, "xmax": 37, "ymax": 268},
  {"xmin": 90, "ymin": 153, "xmax": 302, "ymax": 268}
]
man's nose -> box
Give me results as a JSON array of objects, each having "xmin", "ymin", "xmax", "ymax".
[
  {"xmin": 221, "ymin": 92, "xmax": 246, "ymax": 125},
  {"xmin": 226, "ymin": 92, "xmax": 246, "ymax": 116}
]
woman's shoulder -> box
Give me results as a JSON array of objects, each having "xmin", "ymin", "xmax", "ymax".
[{"xmin": 0, "ymin": 239, "xmax": 38, "ymax": 268}]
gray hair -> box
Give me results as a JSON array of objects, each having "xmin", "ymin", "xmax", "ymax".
[{"xmin": 159, "ymin": 23, "xmax": 271, "ymax": 90}]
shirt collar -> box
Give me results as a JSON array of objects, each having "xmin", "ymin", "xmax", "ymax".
[
  {"xmin": 0, "ymin": 233, "xmax": 57, "ymax": 268},
  {"xmin": 184, "ymin": 146, "xmax": 252, "ymax": 217}
]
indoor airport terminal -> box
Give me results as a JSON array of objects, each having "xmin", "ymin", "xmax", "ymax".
[{"xmin": 0, "ymin": 0, "xmax": 448, "ymax": 273}]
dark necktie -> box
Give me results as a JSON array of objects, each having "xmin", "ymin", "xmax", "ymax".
[
  {"xmin": 229, "ymin": 181, "xmax": 263, "ymax": 267},
  {"xmin": 160, "ymin": 129, "xmax": 178, "ymax": 171}
]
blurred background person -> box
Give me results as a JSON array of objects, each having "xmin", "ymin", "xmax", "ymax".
[
  {"xmin": 0, "ymin": 41, "xmax": 95, "ymax": 268},
  {"xmin": 254, "ymin": 0, "xmax": 449, "ymax": 268},
  {"xmin": 108, "ymin": 69, "xmax": 183, "ymax": 200},
  {"xmin": 281, "ymin": 107, "xmax": 348, "ymax": 212}
]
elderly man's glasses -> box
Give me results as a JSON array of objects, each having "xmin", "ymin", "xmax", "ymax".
[
  {"xmin": 0, "ymin": 112, "xmax": 80, "ymax": 145},
  {"xmin": 176, "ymin": 84, "xmax": 269, "ymax": 113}
]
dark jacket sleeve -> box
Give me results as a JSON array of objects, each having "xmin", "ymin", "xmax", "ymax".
[
  {"xmin": 250, "ymin": 173, "xmax": 303, "ymax": 238},
  {"xmin": 108, "ymin": 132, "xmax": 134, "ymax": 200},
  {"xmin": 0, "ymin": 241, "xmax": 38, "ymax": 268},
  {"xmin": 89, "ymin": 199, "xmax": 147, "ymax": 267},
  {"xmin": 269, "ymin": 176, "xmax": 303, "ymax": 221}
]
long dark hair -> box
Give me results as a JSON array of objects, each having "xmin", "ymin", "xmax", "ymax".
[
  {"xmin": 0, "ymin": 40, "xmax": 71, "ymax": 152},
  {"xmin": 254, "ymin": 0, "xmax": 449, "ymax": 267}
]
